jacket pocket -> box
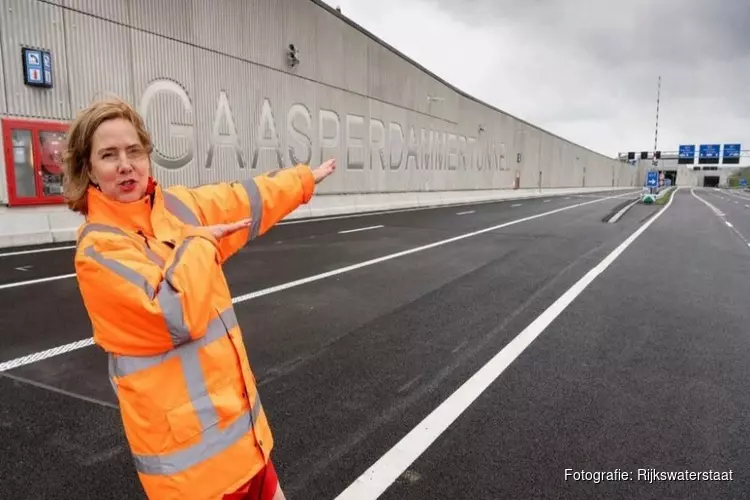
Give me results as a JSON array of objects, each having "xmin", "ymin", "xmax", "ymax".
[{"xmin": 166, "ymin": 393, "xmax": 221, "ymax": 445}]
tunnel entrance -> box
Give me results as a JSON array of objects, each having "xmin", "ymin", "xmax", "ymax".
[
  {"xmin": 703, "ymin": 176, "xmax": 720, "ymax": 188},
  {"xmin": 663, "ymin": 170, "xmax": 677, "ymax": 186}
]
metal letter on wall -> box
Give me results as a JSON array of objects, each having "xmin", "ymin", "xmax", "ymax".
[
  {"xmin": 420, "ymin": 128, "xmax": 431, "ymax": 170},
  {"xmin": 287, "ymin": 103, "xmax": 312, "ymax": 166},
  {"xmin": 467, "ymin": 137, "xmax": 477, "ymax": 171},
  {"xmin": 433, "ymin": 132, "xmax": 447, "ymax": 171},
  {"xmin": 207, "ymin": 91, "xmax": 246, "ymax": 170},
  {"xmin": 447, "ymin": 133, "xmax": 458, "ymax": 171},
  {"xmin": 406, "ymin": 126, "xmax": 419, "ymax": 170},
  {"xmin": 252, "ymin": 98, "xmax": 283, "ymax": 171},
  {"xmin": 369, "ymin": 118, "xmax": 386, "ymax": 170},
  {"xmin": 319, "ymin": 109, "xmax": 340, "ymax": 165},
  {"xmin": 138, "ymin": 79, "xmax": 194, "ymax": 171},
  {"xmin": 498, "ymin": 142, "xmax": 508, "ymax": 171},
  {"xmin": 389, "ymin": 122, "xmax": 404, "ymax": 170},
  {"xmin": 346, "ymin": 114, "xmax": 366, "ymax": 170},
  {"xmin": 458, "ymin": 136, "xmax": 468, "ymax": 170}
]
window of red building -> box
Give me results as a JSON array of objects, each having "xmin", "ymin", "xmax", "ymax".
[{"xmin": 3, "ymin": 118, "xmax": 69, "ymax": 206}]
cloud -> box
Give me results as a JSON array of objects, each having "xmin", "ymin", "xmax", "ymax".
[{"xmin": 321, "ymin": 0, "xmax": 750, "ymax": 163}]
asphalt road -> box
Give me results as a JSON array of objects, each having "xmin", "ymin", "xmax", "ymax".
[{"xmin": 1, "ymin": 187, "xmax": 747, "ymax": 500}]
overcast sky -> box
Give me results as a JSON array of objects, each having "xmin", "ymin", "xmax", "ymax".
[{"xmin": 321, "ymin": 0, "xmax": 750, "ymax": 163}]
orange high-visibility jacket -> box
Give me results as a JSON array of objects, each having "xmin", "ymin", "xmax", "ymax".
[{"xmin": 74, "ymin": 165, "xmax": 316, "ymax": 500}]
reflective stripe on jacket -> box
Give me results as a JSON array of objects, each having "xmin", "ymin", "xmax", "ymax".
[{"xmin": 74, "ymin": 165, "xmax": 315, "ymax": 500}]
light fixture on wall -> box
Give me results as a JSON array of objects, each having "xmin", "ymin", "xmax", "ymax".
[{"xmin": 287, "ymin": 44, "xmax": 300, "ymax": 68}]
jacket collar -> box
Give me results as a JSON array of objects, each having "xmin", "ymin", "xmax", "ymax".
[{"xmin": 85, "ymin": 179, "xmax": 159, "ymax": 236}]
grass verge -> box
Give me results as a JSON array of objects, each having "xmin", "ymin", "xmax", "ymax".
[{"xmin": 655, "ymin": 188, "xmax": 675, "ymax": 205}]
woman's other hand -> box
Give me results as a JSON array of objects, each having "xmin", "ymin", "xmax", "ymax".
[
  {"xmin": 204, "ymin": 218, "xmax": 251, "ymax": 239},
  {"xmin": 312, "ymin": 159, "xmax": 336, "ymax": 184}
]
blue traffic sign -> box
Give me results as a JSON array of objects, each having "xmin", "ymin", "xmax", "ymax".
[
  {"xmin": 723, "ymin": 144, "xmax": 741, "ymax": 158},
  {"xmin": 647, "ymin": 171, "xmax": 659, "ymax": 188},
  {"xmin": 740, "ymin": 178, "xmax": 747, "ymax": 187},
  {"xmin": 22, "ymin": 47, "xmax": 53, "ymax": 88},
  {"xmin": 699, "ymin": 144, "xmax": 720, "ymax": 158},
  {"xmin": 678, "ymin": 145, "xmax": 695, "ymax": 158}
]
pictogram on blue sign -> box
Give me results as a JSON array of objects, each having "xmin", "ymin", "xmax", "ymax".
[
  {"xmin": 699, "ymin": 144, "xmax": 720, "ymax": 158},
  {"xmin": 22, "ymin": 47, "xmax": 53, "ymax": 88},
  {"xmin": 723, "ymin": 144, "xmax": 740, "ymax": 158},
  {"xmin": 699, "ymin": 144, "xmax": 720, "ymax": 164},
  {"xmin": 678, "ymin": 145, "xmax": 695, "ymax": 164},
  {"xmin": 678, "ymin": 145, "xmax": 695, "ymax": 158}
]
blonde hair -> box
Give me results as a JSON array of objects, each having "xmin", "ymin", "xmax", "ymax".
[{"xmin": 62, "ymin": 97, "xmax": 153, "ymax": 214}]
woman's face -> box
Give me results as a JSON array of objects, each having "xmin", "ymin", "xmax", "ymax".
[{"xmin": 88, "ymin": 118, "xmax": 150, "ymax": 204}]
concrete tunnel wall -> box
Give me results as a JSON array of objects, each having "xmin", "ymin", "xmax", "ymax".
[
  {"xmin": 634, "ymin": 159, "xmax": 736, "ymax": 187},
  {"xmin": 0, "ymin": 0, "xmax": 637, "ymax": 247}
]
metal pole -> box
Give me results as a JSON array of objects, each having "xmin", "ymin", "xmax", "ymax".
[
  {"xmin": 653, "ymin": 75, "xmax": 661, "ymax": 155},
  {"xmin": 651, "ymin": 76, "xmax": 661, "ymax": 193}
]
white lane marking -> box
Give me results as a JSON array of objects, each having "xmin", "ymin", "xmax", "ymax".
[
  {"xmin": 608, "ymin": 199, "xmax": 639, "ymax": 224},
  {"xmin": 15, "ymin": 266, "xmax": 32, "ymax": 272},
  {"xmin": 691, "ymin": 189, "xmax": 725, "ymax": 217},
  {"xmin": 0, "ymin": 191, "xmax": 642, "ymax": 256},
  {"xmin": 339, "ymin": 225, "xmax": 384, "ymax": 234},
  {"xmin": 722, "ymin": 189, "xmax": 750, "ymax": 202},
  {"xmin": 230, "ymin": 194, "xmax": 624, "ymax": 304},
  {"xmin": 276, "ymin": 190, "xmax": 639, "ymax": 226},
  {"xmin": 543, "ymin": 200, "xmax": 551, "ymax": 203},
  {"xmin": 456, "ymin": 210, "xmax": 475, "ymax": 216},
  {"xmin": 0, "ymin": 273, "xmax": 76, "ymax": 291},
  {"xmin": 692, "ymin": 189, "xmax": 750, "ymax": 250},
  {"xmin": 0, "ymin": 245, "xmax": 75, "ymax": 258},
  {"xmin": 333, "ymin": 188, "xmax": 680, "ymax": 500},
  {"xmin": 0, "ymin": 190, "xmax": 642, "ymax": 290},
  {"xmin": 511, "ymin": 204, "xmax": 522, "ymax": 207},
  {"xmin": 0, "ymin": 338, "xmax": 97, "ymax": 373},
  {"xmin": 0, "ymin": 192, "xmax": 628, "ymax": 372}
]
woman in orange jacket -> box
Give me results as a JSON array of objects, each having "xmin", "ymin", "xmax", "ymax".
[{"xmin": 62, "ymin": 97, "xmax": 336, "ymax": 500}]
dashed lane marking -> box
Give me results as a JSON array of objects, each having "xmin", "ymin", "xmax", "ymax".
[
  {"xmin": 0, "ymin": 245, "xmax": 75, "ymax": 258},
  {"xmin": 333, "ymin": 189, "xmax": 680, "ymax": 500},
  {"xmin": 0, "ymin": 192, "xmax": 631, "ymax": 372},
  {"xmin": 338, "ymin": 225, "xmax": 384, "ymax": 234},
  {"xmin": 0, "ymin": 273, "xmax": 76, "ymax": 291}
]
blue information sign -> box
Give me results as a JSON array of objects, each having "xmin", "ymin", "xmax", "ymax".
[
  {"xmin": 647, "ymin": 171, "xmax": 658, "ymax": 188},
  {"xmin": 740, "ymin": 178, "xmax": 747, "ymax": 187},
  {"xmin": 699, "ymin": 144, "xmax": 720, "ymax": 164},
  {"xmin": 42, "ymin": 51, "xmax": 53, "ymax": 86},
  {"xmin": 699, "ymin": 144, "xmax": 720, "ymax": 158},
  {"xmin": 678, "ymin": 145, "xmax": 695, "ymax": 158},
  {"xmin": 678, "ymin": 145, "xmax": 695, "ymax": 164},
  {"xmin": 22, "ymin": 47, "xmax": 53, "ymax": 88},
  {"xmin": 723, "ymin": 144, "xmax": 741, "ymax": 158}
]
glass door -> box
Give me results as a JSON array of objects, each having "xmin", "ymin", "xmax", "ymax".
[
  {"xmin": 9, "ymin": 128, "xmax": 37, "ymax": 201},
  {"xmin": 3, "ymin": 119, "xmax": 68, "ymax": 206},
  {"xmin": 38, "ymin": 130, "xmax": 66, "ymax": 198}
]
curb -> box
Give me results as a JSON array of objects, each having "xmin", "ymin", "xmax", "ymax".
[{"xmin": 608, "ymin": 198, "xmax": 640, "ymax": 224}]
